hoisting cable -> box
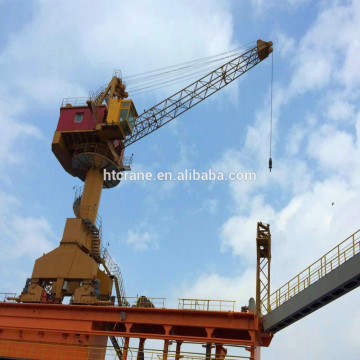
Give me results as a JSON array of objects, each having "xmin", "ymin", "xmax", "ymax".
[
  {"xmin": 127, "ymin": 51, "xmax": 248, "ymax": 93},
  {"xmin": 125, "ymin": 45, "xmax": 251, "ymax": 83},
  {"xmin": 124, "ymin": 41, "xmax": 255, "ymax": 83},
  {"xmin": 124, "ymin": 42, "xmax": 256, "ymax": 94},
  {"xmin": 92, "ymin": 42, "xmax": 257, "ymax": 104},
  {"xmin": 269, "ymin": 51, "xmax": 274, "ymax": 172}
]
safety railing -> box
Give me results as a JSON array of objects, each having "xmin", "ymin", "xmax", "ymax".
[
  {"xmin": 123, "ymin": 154, "xmax": 134, "ymax": 167},
  {"xmin": 113, "ymin": 69, "xmax": 123, "ymax": 79},
  {"xmin": 265, "ymin": 228, "xmax": 360, "ymax": 315},
  {"xmin": 178, "ymin": 298, "xmax": 236, "ymax": 312},
  {"xmin": 72, "ymin": 185, "xmax": 84, "ymax": 218},
  {"xmin": 123, "ymin": 296, "xmax": 166, "ymax": 308},
  {"xmin": 0, "ymin": 341, "xmax": 251, "ymax": 360},
  {"xmin": 78, "ymin": 205, "xmax": 102, "ymax": 235},
  {"xmin": 73, "ymin": 142, "xmax": 128, "ymax": 171},
  {"xmin": 0, "ymin": 293, "xmax": 17, "ymax": 302},
  {"xmin": 61, "ymin": 97, "xmax": 88, "ymax": 107},
  {"xmin": 130, "ymin": 348, "xmax": 250, "ymax": 360},
  {"xmin": 101, "ymin": 248, "xmax": 127, "ymax": 306},
  {"xmin": 73, "ymin": 185, "xmax": 84, "ymax": 202},
  {"xmin": 89, "ymin": 84, "xmax": 107, "ymax": 102},
  {"xmin": 74, "ymin": 143, "xmax": 117, "ymax": 164}
]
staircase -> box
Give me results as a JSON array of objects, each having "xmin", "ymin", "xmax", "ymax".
[
  {"xmin": 105, "ymin": 322, "xmax": 123, "ymax": 359},
  {"xmin": 109, "ymin": 335, "xmax": 123, "ymax": 359},
  {"xmin": 72, "ymin": 186, "xmax": 126, "ymax": 356},
  {"xmin": 101, "ymin": 248, "xmax": 127, "ymax": 306},
  {"xmin": 91, "ymin": 228, "xmax": 101, "ymax": 262},
  {"xmin": 73, "ymin": 187, "xmax": 102, "ymax": 262},
  {"xmin": 101, "ymin": 249, "xmax": 127, "ymax": 357},
  {"xmin": 73, "ymin": 195, "xmax": 81, "ymax": 218}
]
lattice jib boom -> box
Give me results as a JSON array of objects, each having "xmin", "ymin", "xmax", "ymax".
[{"xmin": 124, "ymin": 41, "xmax": 273, "ymax": 147}]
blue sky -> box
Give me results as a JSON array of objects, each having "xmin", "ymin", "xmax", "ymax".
[{"xmin": 1, "ymin": 0, "xmax": 360, "ymax": 359}]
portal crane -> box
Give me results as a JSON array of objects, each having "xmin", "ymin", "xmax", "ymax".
[
  {"xmin": 18, "ymin": 40, "xmax": 273, "ymax": 305},
  {"xmin": 3, "ymin": 37, "xmax": 360, "ymax": 360}
]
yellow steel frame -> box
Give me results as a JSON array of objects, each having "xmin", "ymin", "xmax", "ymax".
[{"xmin": 262, "ymin": 228, "xmax": 360, "ymax": 316}]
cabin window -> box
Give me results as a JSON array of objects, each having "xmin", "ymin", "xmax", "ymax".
[
  {"xmin": 74, "ymin": 113, "xmax": 84, "ymax": 123},
  {"xmin": 128, "ymin": 109, "xmax": 135, "ymax": 130},
  {"xmin": 119, "ymin": 109, "xmax": 128, "ymax": 121}
]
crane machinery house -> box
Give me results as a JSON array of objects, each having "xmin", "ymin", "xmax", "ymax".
[
  {"xmin": 53, "ymin": 95, "xmax": 138, "ymax": 185},
  {"xmin": 56, "ymin": 99, "xmax": 137, "ymax": 137}
]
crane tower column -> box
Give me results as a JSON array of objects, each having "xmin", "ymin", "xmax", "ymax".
[{"xmin": 80, "ymin": 167, "xmax": 104, "ymax": 223}]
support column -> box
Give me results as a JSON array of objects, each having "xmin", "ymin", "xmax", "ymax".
[
  {"xmin": 137, "ymin": 338, "xmax": 146, "ymax": 360},
  {"xmin": 80, "ymin": 167, "xmax": 104, "ymax": 223},
  {"xmin": 163, "ymin": 340, "xmax": 170, "ymax": 360},
  {"xmin": 247, "ymin": 345, "xmax": 261, "ymax": 360},
  {"xmin": 253, "ymin": 346, "xmax": 261, "ymax": 360},
  {"xmin": 215, "ymin": 344, "xmax": 226, "ymax": 360},
  {"xmin": 175, "ymin": 341, "xmax": 182, "ymax": 360},
  {"xmin": 122, "ymin": 337, "xmax": 130, "ymax": 360},
  {"xmin": 205, "ymin": 343, "xmax": 212, "ymax": 360}
]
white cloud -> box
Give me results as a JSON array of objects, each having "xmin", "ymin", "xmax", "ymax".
[
  {"xmin": 326, "ymin": 97, "xmax": 356, "ymax": 123},
  {"xmin": 285, "ymin": 123, "xmax": 306, "ymax": 156},
  {"xmin": 0, "ymin": 192, "xmax": 55, "ymax": 292},
  {"xmin": 0, "ymin": 0, "xmax": 236, "ymax": 109},
  {"xmin": 204, "ymin": 198, "xmax": 218, "ymax": 215},
  {"xmin": 192, "ymin": 198, "xmax": 219, "ymax": 216},
  {"xmin": 307, "ymin": 123, "xmax": 358, "ymax": 177},
  {"xmin": 0, "ymin": 96, "xmax": 42, "ymax": 177},
  {"xmin": 275, "ymin": 32, "xmax": 295, "ymax": 59},
  {"xmin": 220, "ymin": 196, "xmax": 274, "ymax": 262},
  {"xmin": 179, "ymin": 269, "xmax": 256, "ymax": 310},
  {"xmin": 251, "ymin": 0, "xmax": 309, "ymax": 17},
  {"xmin": 125, "ymin": 229, "xmax": 157, "ymax": 251},
  {"xmin": 287, "ymin": 0, "xmax": 360, "ymax": 97}
]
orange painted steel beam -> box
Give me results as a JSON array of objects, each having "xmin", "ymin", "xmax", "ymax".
[{"xmin": 0, "ymin": 303, "xmax": 273, "ymax": 348}]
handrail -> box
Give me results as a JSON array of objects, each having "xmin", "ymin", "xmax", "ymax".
[
  {"xmin": 101, "ymin": 248, "xmax": 127, "ymax": 306},
  {"xmin": 0, "ymin": 293, "xmax": 17, "ymax": 302},
  {"xmin": 61, "ymin": 97, "xmax": 88, "ymax": 107},
  {"xmin": 79, "ymin": 205, "xmax": 102, "ymax": 234},
  {"xmin": 0, "ymin": 340, "xmax": 251, "ymax": 360},
  {"xmin": 263, "ymin": 228, "xmax": 360, "ymax": 316},
  {"xmin": 123, "ymin": 296, "xmax": 166, "ymax": 308},
  {"xmin": 74, "ymin": 142, "xmax": 116, "ymax": 162},
  {"xmin": 178, "ymin": 298, "xmax": 236, "ymax": 312},
  {"xmin": 73, "ymin": 185, "xmax": 84, "ymax": 202}
]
